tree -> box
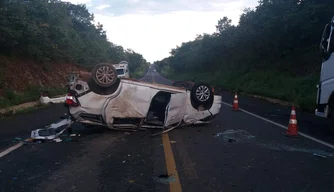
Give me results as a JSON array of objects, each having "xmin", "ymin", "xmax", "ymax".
[
  {"xmin": 155, "ymin": 0, "xmax": 334, "ymax": 76},
  {"xmin": 0, "ymin": 0, "xmax": 148, "ymax": 72}
]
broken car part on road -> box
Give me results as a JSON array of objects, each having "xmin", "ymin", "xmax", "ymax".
[
  {"xmin": 31, "ymin": 117, "xmax": 73, "ymax": 140},
  {"xmin": 39, "ymin": 95, "xmax": 66, "ymax": 105}
]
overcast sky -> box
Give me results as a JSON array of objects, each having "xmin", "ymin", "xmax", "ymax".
[{"xmin": 62, "ymin": 0, "xmax": 259, "ymax": 62}]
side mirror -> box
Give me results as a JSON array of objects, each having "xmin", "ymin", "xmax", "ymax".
[{"xmin": 320, "ymin": 24, "xmax": 330, "ymax": 52}]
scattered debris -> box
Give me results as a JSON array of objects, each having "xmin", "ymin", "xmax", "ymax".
[
  {"xmin": 262, "ymin": 144, "xmax": 334, "ymax": 158},
  {"xmin": 215, "ymin": 129, "xmax": 255, "ymax": 143},
  {"xmin": 170, "ymin": 140, "xmax": 176, "ymax": 144},
  {"xmin": 24, "ymin": 138, "xmax": 34, "ymax": 142},
  {"xmin": 12, "ymin": 137, "xmax": 22, "ymax": 142},
  {"xmin": 63, "ymin": 137, "xmax": 72, "ymax": 142},
  {"xmin": 122, "ymin": 160, "xmax": 126, "ymax": 163},
  {"xmin": 124, "ymin": 132, "xmax": 131, "ymax": 135},
  {"xmin": 53, "ymin": 138, "xmax": 62, "ymax": 143},
  {"xmin": 153, "ymin": 174, "xmax": 176, "ymax": 184},
  {"xmin": 30, "ymin": 118, "xmax": 73, "ymax": 140},
  {"xmin": 313, "ymin": 153, "xmax": 327, "ymax": 158},
  {"xmin": 39, "ymin": 95, "xmax": 66, "ymax": 105},
  {"xmin": 70, "ymin": 186, "xmax": 76, "ymax": 190}
]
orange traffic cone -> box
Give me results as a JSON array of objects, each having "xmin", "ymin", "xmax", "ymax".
[
  {"xmin": 232, "ymin": 93, "xmax": 239, "ymax": 111},
  {"xmin": 285, "ymin": 106, "xmax": 299, "ymax": 137}
]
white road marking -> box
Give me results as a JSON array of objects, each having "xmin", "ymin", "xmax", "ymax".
[
  {"xmin": 222, "ymin": 101, "xmax": 334, "ymax": 149},
  {"xmin": 0, "ymin": 142, "xmax": 23, "ymax": 158}
]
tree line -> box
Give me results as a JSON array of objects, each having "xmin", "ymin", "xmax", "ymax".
[
  {"xmin": 0, "ymin": 0, "xmax": 148, "ymax": 73},
  {"xmin": 154, "ymin": 0, "xmax": 334, "ymax": 110}
]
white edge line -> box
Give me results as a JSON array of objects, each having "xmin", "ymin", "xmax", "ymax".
[
  {"xmin": 221, "ymin": 101, "xmax": 334, "ymax": 149},
  {"xmin": 0, "ymin": 142, "xmax": 24, "ymax": 158}
]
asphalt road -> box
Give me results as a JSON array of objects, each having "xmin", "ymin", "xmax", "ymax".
[{"xmin": 0, "ymin": 65, "xmax": 334, "ymax": 192}]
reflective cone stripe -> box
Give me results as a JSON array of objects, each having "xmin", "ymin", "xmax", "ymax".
[
  {"xmin": 289, "ymin": 119, "xmax": 297, "ymax": 125},
  {"xmin": 286, "ymin": 106, "xmax": 299, "ymax": 137},
  {"xmin": 290, "ymin": 106, "xmax": 296, "ymax": 118},
  {"xmin": 290, "ymin": 110, "xmax": 296, "ymax": 115},
  {"xmin": 232, "ymin": 93, "xmax": 239, "ymax": 110}
]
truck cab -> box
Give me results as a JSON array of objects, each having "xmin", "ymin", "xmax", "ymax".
[
  {"xmin": 113, "ymin": 61, "xmax": 130, "ymax": 78},
  {"xmin": 315, "ymin": 16, "xmax": 334, "ymax": 123}
]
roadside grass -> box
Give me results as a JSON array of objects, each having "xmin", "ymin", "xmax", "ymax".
[
  {"xmin": 160, "ymin": 70, "xmax": 318, "ymax": 112},
  {"xmin": 0, "ymin": 103, "xmax": 48, "ymax": 119},
  {"xmin": 0, "ymin": 85, "xmax": 67, "ymax": 109}
]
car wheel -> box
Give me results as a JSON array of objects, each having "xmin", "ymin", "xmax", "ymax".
[
  {"xmin": 91, "ymin": 63, "xmax": 118, "ymax": 88},
  {"xmin": 190, "ymin": 83, "xmax": 214, "ymax": 110}
]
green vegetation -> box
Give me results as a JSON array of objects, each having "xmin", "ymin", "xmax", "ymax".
[
  {"xmin": 0, "ymin": 104, "xmax": 48, "ymax": 119},
  {"xmin": 131, "ymin": 64, "xmax": 149, "ymax": 79},
  {"xmin": 0, "ymin": 0, "xmax": 149, "ymax": 108},
  {"xmin": 154, "ymin": 0, "xmax": 334, "ymax": 112},
  {"xmin": 0, "ymin": 85, "xmax": 66, "ymax": 108},
  {"xmin": 0, "ymin": 0, "xmax": 149, "ymax": 69}
]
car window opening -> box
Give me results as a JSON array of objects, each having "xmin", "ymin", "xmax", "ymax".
[
  {"xmin": 146, "ymin": 91, "xmax": 171, "ymax": 126},
  {"xmin": 116, "ymin": 69, "xmax": 125, "ymax": 75}
]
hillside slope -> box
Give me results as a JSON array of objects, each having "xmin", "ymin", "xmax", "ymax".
[{"xmin": 0, "ymin": 56, "xmax": 83, "ymax": 108}]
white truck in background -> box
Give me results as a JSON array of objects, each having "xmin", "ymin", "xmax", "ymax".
[
  {"xmin": 315, "ymin": 16, "xmax": 334, "ymax": 124},
  {"xmin": 113, "ymin": 61, "xmax": 130, "ymax": 78}
]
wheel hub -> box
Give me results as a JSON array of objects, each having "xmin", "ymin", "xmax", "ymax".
[
  {"xmin": 96, "ymin": 66, "xmax": 115, "ymax": 84},
  {"xmin": 196, "ymin": 85, "xmax": 210, "ymax": 102}
]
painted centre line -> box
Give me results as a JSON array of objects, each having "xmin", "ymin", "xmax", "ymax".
[
  {"xmin": 221, "ymin": 101, "xmax": 334, "ymax": 149},
  {"xmin": 162, "ymin": 133, "xmax": 183, "ymax": 192}
]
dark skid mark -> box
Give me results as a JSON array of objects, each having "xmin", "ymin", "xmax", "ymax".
[{"xmin": 152, "ymin": 174, "xmax": 176, "ymax": 184}]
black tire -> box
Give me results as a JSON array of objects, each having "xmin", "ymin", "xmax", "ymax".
[
  {"xmin": 91, "ymin": 63, "xmax": 118, "ymax": 88},
  {"xmin": 190, "ymin": 83, "xmax": 214, "ymax": 110},
  {"xmin": 328, "ymin": 100, "xmax": 334, "ymax": 125}
]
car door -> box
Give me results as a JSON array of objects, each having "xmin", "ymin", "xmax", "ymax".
[{"xmin": 164, "ymin": 93, "xmax": 187, "ymax": 127}]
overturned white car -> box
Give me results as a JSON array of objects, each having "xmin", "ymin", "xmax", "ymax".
[{"xmin": 33, "ymin": 63, "xmax": 222, "ymax": 139}]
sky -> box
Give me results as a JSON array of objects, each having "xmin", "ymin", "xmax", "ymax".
[{"xmin": 62, "ymin": 0, "xmax": 259, "ymax": 63}]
